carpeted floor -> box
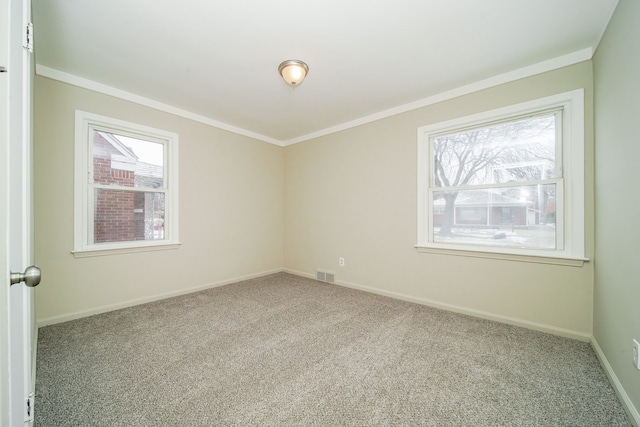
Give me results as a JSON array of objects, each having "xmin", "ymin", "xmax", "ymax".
[{"xmin": 35, "ymin": 273, "xmax": 631, "ymax": 426}]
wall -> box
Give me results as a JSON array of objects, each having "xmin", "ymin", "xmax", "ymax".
[
  {"xmin": 593, "ymin": 0, "xmax": 640, "ymax": 421},
  {"xmin": 34, "ymin": 76, "xmax": 284, "ymax": 324},
  {"xmin": 284, "ymin": 62, "xmax": 595, "ymax": 339}
]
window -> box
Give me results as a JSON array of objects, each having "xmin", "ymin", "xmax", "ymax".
[
  {"xmin": 74, "ymin": 111, "xmax": 179, "ymax": 256},
  {"xmin": 417, "ymin": 90, "xmax": 585, "ymax": 264}
]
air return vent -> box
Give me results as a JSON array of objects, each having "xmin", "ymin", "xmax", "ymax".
[{"xmin": 315, "ymin": 270, "xmax": 335, "ymax": 284}]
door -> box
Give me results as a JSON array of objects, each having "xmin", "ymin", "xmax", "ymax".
[{"xmin": 2, "ymin": 0, "xmax": 37, "ymax": 425}]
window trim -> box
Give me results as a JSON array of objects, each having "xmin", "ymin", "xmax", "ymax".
[
  {"xmin": 73, "ymin": 110, "xmax": 180, "ymax": 256},
  {"xmin": 416, "ymin": 89, "xmax": 586, "ymax": 265}
]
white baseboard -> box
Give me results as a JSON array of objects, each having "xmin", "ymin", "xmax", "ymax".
[
  {"xmin": 35, "ymin": 267, "xmax": 638, "ymax": 424},
  {"xmin": 284, "ymin": 268, "xmax": 591, "ymax": 342},
  {"xmin": 36, "ymin": 268, "xmax": 284, "ymax": 327},
  {"xmin": 290, "ymin": 268, "xmax": 637, "ymax": 425},
  {"xmin": 591, "ymin": 337, "xmax": 640, "ymax": 426}
]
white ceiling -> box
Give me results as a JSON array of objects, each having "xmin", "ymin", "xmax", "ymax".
[{"xmin": 32, "ymin": 0, "xmax": 618, "ymax": 145}]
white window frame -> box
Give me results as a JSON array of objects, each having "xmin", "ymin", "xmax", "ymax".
[
  {"xmin": 73, "ymin": 110, "xmax": 180, "ymax": 257},
  {"xmin": 417, "ymin": 89, "xmax": 586, "ymax": 266}
]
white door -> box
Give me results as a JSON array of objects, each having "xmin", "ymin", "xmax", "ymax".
[{"xmin": 2, "ymin": 0, "xmax": 37, "ymax": 425}]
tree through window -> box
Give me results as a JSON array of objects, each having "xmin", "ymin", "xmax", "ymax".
[
  {"xmin": 432, "ymin": 112, "xmax": 558, "ymax": 249},
  {"xmin": 417, "ymin": 90, "xmax": 585, "ymax": 261}
]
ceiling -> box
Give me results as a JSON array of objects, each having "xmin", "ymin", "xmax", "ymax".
[{"xmin": 32, "ymin": 0, "xmax": 618, "ymax": 145}]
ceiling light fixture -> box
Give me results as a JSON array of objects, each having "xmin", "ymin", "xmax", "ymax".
[{"xmin": 278, "ymin": 59, "xmax": 309, "ymax": 87}]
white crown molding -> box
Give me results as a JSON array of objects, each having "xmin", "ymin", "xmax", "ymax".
[
  {"xmin": 37, "ymin": 48, "xmax": 593, "ymax": 147},
  {"xmin": 36, "ymin": 65, "xmax": 284, "ymax": 147},
  {"xmin": 282, "ymin": 48, "xmax": 594, "ymax": 145}
]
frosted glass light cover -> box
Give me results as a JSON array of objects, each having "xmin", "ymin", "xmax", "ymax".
[{"xmin": 278, "ymin": 60, "xmax": 309, "ymax": 87}]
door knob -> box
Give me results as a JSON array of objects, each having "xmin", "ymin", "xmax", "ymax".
[{"xmin": 10, "ymin": 265, "xmax": 41, "ymax": 287}]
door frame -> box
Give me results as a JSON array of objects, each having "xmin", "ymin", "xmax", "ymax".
[
  {"xmin": 1, "ymin": 0, "xmax": 13, "ymax": 423},
  {"xmin": 2, "ymin": 0, "xmax": 36, "ymax": 425}
]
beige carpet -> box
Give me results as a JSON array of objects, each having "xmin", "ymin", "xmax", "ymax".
[{"xmin": 35, "ymin": 273, "xmax": 631, "ymax": 426}]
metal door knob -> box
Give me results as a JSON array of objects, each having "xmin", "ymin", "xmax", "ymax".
[{"xmin": 10, "ymin": 265, "xmax": 41, "ymax": 287}]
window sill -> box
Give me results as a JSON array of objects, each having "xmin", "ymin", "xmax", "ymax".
[
  {"xmin": 415, "ymin": 245, "xmax": 588, "ymax": 267},
  {"xmin": 72, "ymin": 242, "xmax": 181, "ymax": 258}
]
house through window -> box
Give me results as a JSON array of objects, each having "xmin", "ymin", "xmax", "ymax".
[
  {"xmin": 417, "ymin": 90, "xmax": 585, "ymax": 262},
  {"xmin": 74, "ymin": 111, "xmax": 179, "ymax": 255}
]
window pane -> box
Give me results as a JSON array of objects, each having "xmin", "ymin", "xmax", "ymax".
[
  {"xmin": 92, "ymin": 130, "xmax": 164, "ymax": 188},
  {"xmin": 94, "ymin": 189, "xmax": 165, "ymax": 243},
  {"xmin": 432, "ymin": 184, "xmax": 556, "ymax": 250},
  {"xmin": 432, "ymin": 114, "xmax": 556, "ymax": 187}
]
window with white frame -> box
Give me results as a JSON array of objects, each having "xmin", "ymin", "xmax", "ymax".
[
  {"xmin": 74, "ymin": 111, "xmax": 179, "ymax": 256},
  {"xmin": 417, "ymin": 90, "xmax": 585, "ymax": 262}
]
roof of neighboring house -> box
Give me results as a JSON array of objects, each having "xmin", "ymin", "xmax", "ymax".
[
  {"xmin": 134, "ymin": 161, "xmax": 163, "ymax": 178},
  {"xmin": 97, "ymin": 131, "xmax": 164, "ymax": 186},
  {"xmin": 96, "ymin": 131, "xmax": 138, "ymax": 160},
  {"xmin": 134, "ymin": 162, "xmax": 163, "ymax": 188}
]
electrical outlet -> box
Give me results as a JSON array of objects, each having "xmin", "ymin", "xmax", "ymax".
[
  {"xmin": 633, "ymin": 339, "xmax": 640, "ymax": 370},
  {"xmin": 339, "ymin": 257, "xmax": 345, "ymax": 267}
]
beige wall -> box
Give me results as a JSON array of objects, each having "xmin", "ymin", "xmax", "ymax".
[
  {"xmin": 593, "ymin": 0, "xmax": 640, "ymax": 418},
  {"xmin": 284, "ymin": 62, "xmax": 595, "ymax": 339},
  {"xmin": 34, "ymin": 76, "xmax": 284, "ymax": 324}
]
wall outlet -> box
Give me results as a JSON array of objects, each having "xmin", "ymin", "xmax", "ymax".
[
  {"xmin": 633, "ymin": 339, "xmax": 640, "ymax": 370},
  {"xmin": 339, "ymin": 257, "xmax": 345, "ymax": 267}
]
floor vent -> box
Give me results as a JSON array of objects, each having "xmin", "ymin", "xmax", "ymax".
[{"xmin": 316, "ymin": 270, "xmax": 335, "ymax": 284}]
